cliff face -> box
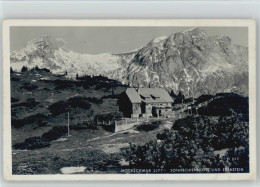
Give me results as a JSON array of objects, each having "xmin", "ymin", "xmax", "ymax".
[
  {"xmin": 113, "ymin": 28, "xmax": 248, "ymax": 97},
  {"xmin": 11, "ymin": 28, "xmax": 248, "ymax": 97}
]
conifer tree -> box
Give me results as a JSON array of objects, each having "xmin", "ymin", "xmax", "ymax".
[
  {"xmin": 10, "ymin": 67, "xmax": 14, "ymax": 74},
  {"xmin": 21, "ymin": 66, "xmax": 28, "ymax": 72}
]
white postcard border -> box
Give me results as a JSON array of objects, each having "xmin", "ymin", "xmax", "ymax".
[{"xmin": 2, "ymin": 19, "xmax": 256, "ymax": 181}]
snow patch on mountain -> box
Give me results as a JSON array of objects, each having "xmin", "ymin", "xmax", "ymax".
[
  {"xmin": 10, "ymin": 28, "xmax": 248, "ymax": 97},
  {"xmin": 10, "ymin": 35, "xmax": 131, "ymax": 77},
  {"xmin": 151, "ymin": 36, "xmax": 168, "ymax": 44}
]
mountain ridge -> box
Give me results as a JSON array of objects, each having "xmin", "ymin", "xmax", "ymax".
[{"xmin": 10, "ymin": 28, "xmax": 248, "ymax": 97}]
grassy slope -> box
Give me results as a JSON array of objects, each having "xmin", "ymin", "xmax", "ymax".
[
  {"xmin": 11, "ymin": 69, "xmax": 249, "ymax": 174},
  {"xmin": 11, "ymin": 69, "xmax": 169, "ymax": 174},
  {"xmin": 11, "ymin": 70, "xmax": 125, "ymax": 144}
]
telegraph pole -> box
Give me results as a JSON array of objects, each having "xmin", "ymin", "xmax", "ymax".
[{"xmin": 67, "ymin": 111, "xmax": 70, "ymax": 137}]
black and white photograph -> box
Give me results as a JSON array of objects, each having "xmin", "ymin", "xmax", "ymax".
[{"xmin": 2, "ymin": 19, "xmax": 256, "ymax": 181}]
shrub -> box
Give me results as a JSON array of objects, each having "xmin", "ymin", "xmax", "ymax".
[
  {"xmin": 11, "ymin": 97, "xmax": 19, "ymax": 103},
  {"xmin": 21, "ymin": 84, "xmax": 38, "ymax": 91},
  {"xmin": 48, "ymin": 101, "xmax": 68, "ymax": 116},
  {"xmin": 101, "ymin": 94, "xmax": 119, "ymax": 100},
  {"xmin": 11, "ymin": 113, "xmax": 48, "ymax": 128},
  {"xmin": 13, "ymin": 136, "xmax": 50, "ymax": 150},
  {"xmin": 101, "ymin": 124, "xmax": 115, "ymax": 132},
  {"xmin": 21, "ymin": 66, "xmax": 28, "ymax": 72},
  {"xmin": 11, "ymin": 77, "xmax": 20, "ymax": 81},
  {"xmin": 67, "ymin": 97, "xmax": 91, "ymax": 110},
  {"xmin": 42, "ymin": 87, "xmax": 51, "ymax": 91},
  {"xmin": 70, "ymin": 121, "xmax": 98, "ymax": 130},
  {"xmin": 125, "ymin": 115, "xmax": 249, "ymax": 172},
  {"xmin": 195, "ymin": 94, "xmax": 213, "ymax": 104},
  {"xmin": 12, "ymin": 98, "xmax": 38, "ymax": 108},
  {"xmin": 198, "ymin": 93, "xmax": 248, "ymax": 117},
  {"xmin": 38, "ymin": 120, "xmax": 48, "ymax": 126},
  {"xmin": 173, "ymin": 91, "xmax": 185, "ymax": 104},
  {"xmin": 42, "ymin": 68, "xmax": 51, "ymax": 72},
  {"xmin": 85, "ymin": 97, "xmax": 102, "ymax": 104},
  {"xmin": 42, "ymin": 126, "xmax": 67, "ymax": 141},
  {"xmin": 48, "ymin": 98, "xmax": 92, "ymax": 116},
  {"xmin": 10, "ymin": 67, "xmax": 14, "ymax": 73},
  {"xmin": 31, "ymin": 66, "xmax": 40, "ymax": 71},
  {"xmin": 53, "ymin": 80, "xmax": 74, "ymax": 90},
  {"xmin": 94, "ymin": 112, "xmax": 123, "ymax": 123},
  {"xmin": 136, "ymin": 121, "xmax": 162, "ymax": 132},
  {"xmin": 30, "ymin": 66, "xmax": 51, "ymax": 72}
]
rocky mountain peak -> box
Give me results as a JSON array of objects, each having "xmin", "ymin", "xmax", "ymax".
[{"xmin": 10, "ymin": 28, "xmax": 248, "ymax": 97}]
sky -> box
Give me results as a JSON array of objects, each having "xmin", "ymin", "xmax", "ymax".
[{"xmin": 10, "ymin": 26, "xmax": 248, "ymax": 54}]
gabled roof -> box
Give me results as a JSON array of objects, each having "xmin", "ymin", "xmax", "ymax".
[
  {"xmin": 137, "ymin": 88, "xmax": 174, "ymax": 103},
  {"xmin": 125, "ymin": 88, "xmax": 174, "ymax": 104},
  {"xmin": 125, "ymin": 88, "xmax": 142, "ymax": 103}
]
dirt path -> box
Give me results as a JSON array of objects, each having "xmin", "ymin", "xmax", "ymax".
[{"xmin": 58, "ymin": 120, "xmax": 174, "ymax": 153}]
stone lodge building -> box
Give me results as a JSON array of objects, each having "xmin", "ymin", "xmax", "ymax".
[{"xmin": 118, "ymin": 88, "xmax": 174, "ymax": 118}]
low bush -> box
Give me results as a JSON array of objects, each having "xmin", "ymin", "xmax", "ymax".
[
  {"xmin": 70, "ymin": 121, "xmax": 98, "ymax": 130},
  {"xmin": 198, "ymin": 93, "xmax": 248, "ymax": 117},
  {"xmin": 53, "ymin": 80, "xmax": 74, "ymax": 90},
  {"xmin": 38, "ymin": 120, "xmax": 48, "ymax": 127},
  {"xmin": 101, "ymin": 124, "xmax": 115, "ymax": 132},
  {"xmin": 12, "ymin": 98, "xmax": 39, "ymax": 108},
  {"xmin": 125, "ymin": 115, "xmax": 249, "ymax": 172},
  {"xmin": 30, "ymin": 66, "xmax": 51, "ymax": 72},
  {"xmin": 41, "ymin": 68, "xmax": 51, "ymax": 72},
  {"xmin": 67, "ymin": 97, "xmax": 92, "ymax": 110},
  {"xmin": 41, "ymin": 126, "xmax": 67, "ymax": 141},
  {"xmin": 11, "ymin": 113, "xmax": 48, "ymax": 128},
  {"xmin": 195, "ymin": 94, "xmax": 213, "ymax": 105},
  {"xmin": 85, "ymin": 97, "xmax": 102, "ymax": 104},
  {"xmin": 13, "ymin": 136, "xmax": 50, "ymax": 150},
  {"xmin": 42, "ymin": 87, "xmax": 51, "ymax": 91},
  {"xmin": 11, "ymin": 97, "xmax": 19, "ymax": 103},
  {"xmin": 135, "ymin": 121, "xmax": 162, "ymax": 132},
  {"xmin": 11, "ymin": 77, "xmax": 20, "ymax": 81},
  {"xmin": 94, "ymin": 112, "xmax": 123, "ymax": 123},
  {"xmin": 21, "ymin": 84, "xmax": 38, "ymax": 91},
  {"xmin": 48, "ymin": 98, "xmax": 92, "ymax": 116},
  {"xmin": 21, "ymin": 66, "xmax": 28, "ymax": 72},
  {"xmin": 101, "ymin": 94, "xmax": 119, "ymax": 100},
  {"xmin": 48, "ymin": 101, "xmax": 68, "ymax": 116}
]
